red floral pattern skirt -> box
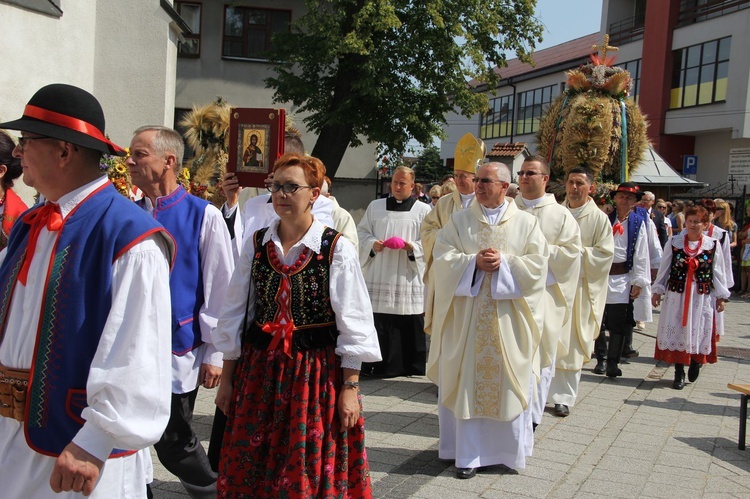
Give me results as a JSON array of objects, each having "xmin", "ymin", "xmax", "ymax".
[{"xmin": 218, "ymin": 343, "xmax": 372, "ymax": 498}]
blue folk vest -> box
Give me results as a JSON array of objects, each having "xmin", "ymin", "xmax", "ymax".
[
  {"xmin": 610, "ymin": 207, "xmax": 648, "ymax": 271},
  {"xmin": 0, "ymin": 183, "xmax": 168, "ymax": 457},
  {"xmin": 138, "ymin": 186, "xmax": 208, "ymax": 355}
]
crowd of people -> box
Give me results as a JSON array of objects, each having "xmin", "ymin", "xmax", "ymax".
[{"xmin": 0, "ymin": 85, "xmax": 743, "ymax": 497}]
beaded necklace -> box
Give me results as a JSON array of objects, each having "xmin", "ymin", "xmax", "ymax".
[
  {"xmin": 267, "ymin": 243, "xmax": 311, "ymax": 274},
  {"xmin": 683, "ymin": 233, "xmax": 703, "ymax": 257}
]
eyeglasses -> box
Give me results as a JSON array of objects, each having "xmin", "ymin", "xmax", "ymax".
[
  {"xmin": 267, "ymin": 182, "xmax": 313, "ymax": 194},
  {"xmin": 517, "ymin": 171, "xmax": 543, "ymax": 178},
  {"xmin": 17, "ymin": 135, "xmax": 53, "ymax": 151},
  {"xmin": 472, "ymin": 177, "xmax": 505, "ymax": 184},
  {"xmin": 656, "ymin": 205, "xmax": 667, "ymax": 210}
]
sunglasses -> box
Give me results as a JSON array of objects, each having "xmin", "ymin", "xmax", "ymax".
[{"xmin": 472, "ymin": 177, "xmax": 505, "ymax": 184}]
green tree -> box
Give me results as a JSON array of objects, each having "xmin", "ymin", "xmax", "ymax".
[
  {"xmin": 266, "ymin": 0, "xmax": 543, "ymax": 177},
  {"xmin": 414, "ymin": 145, "xmax": 446, "ymax": 182}
]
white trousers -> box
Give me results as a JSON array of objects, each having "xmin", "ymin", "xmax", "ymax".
[{"xmin": 549, "ymin": 368, "xmax": 582, "ymax": 407}]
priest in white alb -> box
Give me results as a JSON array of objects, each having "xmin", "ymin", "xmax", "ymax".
[
  {"xmin": 358, "ymin": 166, "xmax": 431, "ymax": 377},
  {"xmin": 549, "ymin": 167, "xmax": 614, "ymax": 417},
  {"xmin": 427, "ymin": 162, "xmax": 549, "ymax": 479},
  {"xmin": 515, "ymin": 156, "xmax": 582, "ymax": 426},
  {"xmin": 421, "ymin": 133, "xmax": 483, "ymax": 334}
]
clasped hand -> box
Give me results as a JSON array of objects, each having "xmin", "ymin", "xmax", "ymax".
[{"xmin": 476, "ymin": 248, "xmax": 501, "ymax": 273}]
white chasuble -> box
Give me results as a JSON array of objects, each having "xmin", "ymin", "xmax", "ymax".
[
  {"xmin": 557, "ymin": 198, "xmax": 614, "ymax": 371},
  {"xmin": 427, "ymin": 201, "xmax": 548, "ymax": 422},
  {"xmin": 421, "ymin": 190, "xmax": 471, "ymax": 334},
  {"xmin": 515, "ymin": 194, "xmax": 582, "ymax": 369}
]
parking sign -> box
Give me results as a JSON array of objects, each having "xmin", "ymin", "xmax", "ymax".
[{"xmin": 683, "ymin": 155, "xmax": 698, "ymax": 175}]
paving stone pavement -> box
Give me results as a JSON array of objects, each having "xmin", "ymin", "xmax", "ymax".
[{"xmin": 150, "ymin": 294, "xmax": 750, "ymax": 498}]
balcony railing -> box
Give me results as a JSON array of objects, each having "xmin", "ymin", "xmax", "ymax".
[
  {"xmin": 608, "ymin": 15, "xmax": 646, "ymax": 46},
  {"xmin": 677, "ymin": 0, "xmax": 749, "ymax": 27}
]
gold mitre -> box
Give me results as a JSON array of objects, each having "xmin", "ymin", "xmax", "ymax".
[{"xmin": 454, "ymin": 133, "xmax": 486, "ymax": 174}]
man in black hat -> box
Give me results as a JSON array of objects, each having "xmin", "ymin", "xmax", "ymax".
[
  {"xmin": 0, "ymin": 83, "xmax": 174, "ymax": 497},
  {"xmin": 593, "ymin": 182, "xmax": 650, "ymax": 378}
]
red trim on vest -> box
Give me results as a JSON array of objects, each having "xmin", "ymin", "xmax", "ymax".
[
  {"xmin": 65, "ymin": 389, "xmax": 87, "ymax": 426},
  {"xmin": 113, "ymin": 227, "xmax": 175, "ymax": 270},
  {"xmin": 21, "ymin": 181, "xmax": 136, "ymax": 458}
]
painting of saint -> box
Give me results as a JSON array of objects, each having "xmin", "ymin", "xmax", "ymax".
[{"xmin": 242, "ymin": 132, "xmax": 264, "ymax": 167}]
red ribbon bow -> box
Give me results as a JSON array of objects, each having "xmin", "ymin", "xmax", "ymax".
[
  {"xmin": 612, "ymin": 222, "xmax": 624, "ymax": 236},
  {"xmin": 261, "ymin": 320, "xmax": 294, "ymax": 358},
  {"xmin": 18, "ymin": 203, "xmax": 63, "ymax": 285},
  {"xmin": 682, "ymin": 256, "xmax": 700, "ymax": 327}
]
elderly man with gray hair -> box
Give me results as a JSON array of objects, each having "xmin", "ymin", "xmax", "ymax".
[
  {"xmin": 128, "ymin": 126, "xmax": 235, "ymax": 498},
  {"xmin": 427, "ymin": 162, "xmax": 549, "ymax": 478}
]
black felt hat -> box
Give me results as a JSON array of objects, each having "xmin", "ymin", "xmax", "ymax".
[
  {"xmin": 0, "ymin": 83, "xmax": 126, "ymax": 156},
  {"xmin": 610, "ymin": 181, "xmax": 643, "ymax": 201}
]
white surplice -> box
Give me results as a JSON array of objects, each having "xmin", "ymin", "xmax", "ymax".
[
  {"xmin": 357, "ymin": 198, "xmax": 431, "ymax": 315},
  {"xmin": 0, "ymin": 177, "xmax": 173, "ymax": 499}
]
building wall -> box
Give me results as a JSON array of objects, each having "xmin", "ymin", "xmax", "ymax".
[
  {"xmin": 665, "ymin": 12, "xmax": 750, "ymax": 139},
  {"xmin": 94, "ymin": 1, "xmax": 180, "ymax": 139},
  {"xmin": 175, "ymin": 0, "xmax": 377, "ymax": 182},
  {"xmin": 602, "ymin": 0, "xmax": 750, "ymax": 186},
  {"xmin": 693, "ymin": 132, "xmax": 750, "ymax": 187},
  {"xmin": 441, "ymin": 110, "xmax": 481, "ymax": 163},
  {"xmin": 441, "ymin": 69, "xmax": 568, "ymax": 165},
  {"xmin": 0, "ymin": 1, "xmax": 179, "ymax": 205}
]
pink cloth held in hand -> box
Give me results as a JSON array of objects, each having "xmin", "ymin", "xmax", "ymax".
[{"xmin": 382, "ymin": 237, "xmax": 406, "ymax": 249}]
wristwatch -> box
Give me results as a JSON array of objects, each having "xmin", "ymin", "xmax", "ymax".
[{"xmin": 343, "ymin": 380, "xmax": 360, "ymax": 389}]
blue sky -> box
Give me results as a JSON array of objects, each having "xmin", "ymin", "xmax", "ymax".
[{"xmin": 531, "ymin": 0, "xmax": 603, "ymax": 51}]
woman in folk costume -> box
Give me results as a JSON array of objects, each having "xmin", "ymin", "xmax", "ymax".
[
  {"xmin": 651, "ymin": 206, "xmax": 730, "ymax": 390},
  {"xmin": 0, "ymin": 131, "xmax": 29, "ymax": 249},
  {"xmin": 686, "ymin": 199, "xmax": 734, "ymax": 341},
  {"xmin": 213, "ymin": 154, "xmax": 381, "ymax": 498}
]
